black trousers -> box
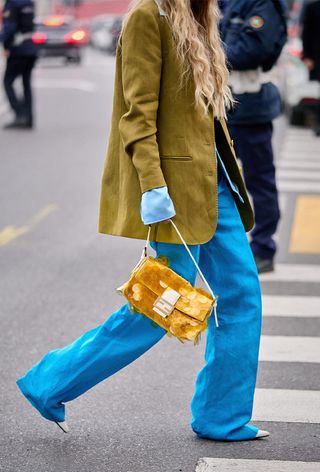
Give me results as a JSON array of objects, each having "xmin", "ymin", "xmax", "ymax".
[
  {"xmin": 228, "ymin": 122, "xmax": 281, "ymax": 260},
  {"xmin": 3, "ymin": 56, "xmax": 37, "ymax": 123}
]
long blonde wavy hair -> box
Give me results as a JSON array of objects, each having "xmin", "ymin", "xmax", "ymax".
[{"xmin": 126, "ymin": 0, "xmax": 233, "ymax": 117}]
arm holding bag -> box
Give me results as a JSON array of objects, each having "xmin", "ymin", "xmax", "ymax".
[{"xmin": 117, "ymin": 220, "xmax": 218, "ymax": 344}]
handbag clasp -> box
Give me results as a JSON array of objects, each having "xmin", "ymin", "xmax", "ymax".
[{"xmin": 153, "ymin": 287, "xmax": 181, "ymax": 318}]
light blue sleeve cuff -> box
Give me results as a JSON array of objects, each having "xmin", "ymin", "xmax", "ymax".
[{"xmin": 140, "ymin": 186, "xmax": 176, "ymax": 225}]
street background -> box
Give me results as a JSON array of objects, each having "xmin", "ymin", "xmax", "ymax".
[{"xmin": 0, "ymin": 1, "xmax": 320, "ymax": 471}]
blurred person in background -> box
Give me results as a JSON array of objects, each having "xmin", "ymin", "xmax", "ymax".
[
  {"xmin": 1, "ymin": 0, "xmax": 37, "ymax": 129},
  {"xmin": 302, "ymin": 0, "xmax": 320, "ymax": 136},
  {"xmin": 16, "ymin": 0, "xmax": 269, "ymax": 442},
  {"xmin": 220, "ymin": 0, "xmax": 287, "ymax": 273}
]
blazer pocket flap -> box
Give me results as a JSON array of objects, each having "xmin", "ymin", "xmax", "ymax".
[{"xmin": 160, "ymin": 155, "xmax": 193, "ymax": 161}]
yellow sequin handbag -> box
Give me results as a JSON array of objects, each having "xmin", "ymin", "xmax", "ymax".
[{"xmin": 117, "ymin": 220, "xmax": 218, "ymax": 344}]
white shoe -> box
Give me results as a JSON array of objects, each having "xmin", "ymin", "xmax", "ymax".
[
  {"xmin": 256, "ymin": 429, "xmax": 270, "ymax": 438},
  {"xmin": 55, "ymin": 421, "xmax": 69, "ymax": 433}
]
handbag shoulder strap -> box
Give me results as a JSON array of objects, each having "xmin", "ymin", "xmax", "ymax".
[{"xmin": 140, "ymin": 221, "xmax": 219, "ymax": 327}]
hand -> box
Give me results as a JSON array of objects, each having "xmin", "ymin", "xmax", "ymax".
[
  {"xmin": 163, "ymin": 219, "xmax": 171, "ymax": 224},
  {"xmin": 304, "ymin": 58, "xmax": 315, "ymax": 71},
  {"xmin": 3, "ymin": 50, "xmax": 10, "ymax": 59}
]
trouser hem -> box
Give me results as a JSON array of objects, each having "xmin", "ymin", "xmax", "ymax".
[{"xmin": 16, "ymin": 377, "xmax": 64, "ymax": 423}]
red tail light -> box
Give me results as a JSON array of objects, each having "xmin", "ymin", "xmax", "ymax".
[
  {"xmin": 64, "ymin": 30, "xmax": 88, "ymax": 45},
  {"xmin": 32, "ymin": 32, "xmax": 47, "ymax": 45}
]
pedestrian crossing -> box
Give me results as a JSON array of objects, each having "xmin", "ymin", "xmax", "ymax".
[
  {"xmin": 276, "ymin": 127, "xmax": 320, "ymax": 194},
  {"xmin": 196, "ymin": 126, "xmax": 320, "ymax": 471},
  {"xmin": 275, "ymin": 126, "xmax": 320, "ymax": 254}
]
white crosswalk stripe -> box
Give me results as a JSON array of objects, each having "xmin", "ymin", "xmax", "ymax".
[
  {"xmin": 280, "ymin": 151, "xmax": 320, "ymax": 159},
  {"xmin": 260, "ymin": 335, "xmax": 319, "ymax": 363},
  {"xmin": 260, "ymin": 263, "xmax": 320, "ymax": 282},
  {"xmin": 279, "ymin": 160, "xmax": 320, "ymax": 169},
  {"xmin": 277, "ymin": 126, "xmax": 320, "ymax": 194},
  {"xmin": 253, "ymin": 388, "xmax": 320, "ymax": 423},
  {"xmin": 277, "ymin": 170, "xmax": 320, "ymax": 180},
  {"xmin": 195, "ymin": 458, "xmax": 320, "ymax": 472},
  {"xmin": 262, "ymin": 295, "xmax": 320, "ymax": 317},
  {"xmin": 277, "ymin": 181, "xmax": 320, "ymax": 193}
]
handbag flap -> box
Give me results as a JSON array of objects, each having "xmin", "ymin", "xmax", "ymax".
[
  {"xmin": 121, "ymin": 272, "xmax": 208, "ymax": 343},
  {"xmin": 134, "ymin": 257, "xmax": 213, "ymax": 322}
]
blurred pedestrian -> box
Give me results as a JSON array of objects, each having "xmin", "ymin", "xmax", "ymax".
[
  {"xmin": 220, "ymin": 0, "xmax": 287, "ymax": 273},
  {"xmin": 17, "ymin": 0, "xmax": 269, "ymax": 442},
  {"xmin": 1, "ymin": 0, "xmax": 37, "ymax": 129},
  {"xmin": 302, "ymin": 0, "xmax": 320, "ymax": 136}
]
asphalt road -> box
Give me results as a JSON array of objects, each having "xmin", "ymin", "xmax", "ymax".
[{"xmin": 0, "ymin": 49, "xmax": 319, "ymax": 472}]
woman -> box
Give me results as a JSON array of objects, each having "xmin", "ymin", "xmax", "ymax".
[{"xmin": 17, "ymin": 0, "xmax": 268, "ymax": 442}]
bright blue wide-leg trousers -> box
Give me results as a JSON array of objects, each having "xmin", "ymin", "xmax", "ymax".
[{"xmin": 17, "ymin": 173, "xmax": 262, "ymax": 441}]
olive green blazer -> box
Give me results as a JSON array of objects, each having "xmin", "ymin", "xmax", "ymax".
[{"xmin": 98, "ymin": 0, "xmax": 254, "ymax": 245}]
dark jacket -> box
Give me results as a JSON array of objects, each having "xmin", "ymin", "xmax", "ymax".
[
  {"xmin": 220, "ymin": 0, "xmax": 287, "ymax": 124},
  {"xmin": 2, "ymin": 0, "xmax": 37, "ymax": 57},
  {"xmin": 302, "ymin": 0, "xmax": 320, "ymax": 81}
]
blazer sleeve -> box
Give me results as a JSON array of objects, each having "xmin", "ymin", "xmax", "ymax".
[{"xmin": 119, "ymin": 7, "xmax": 167, "ymax": 194}]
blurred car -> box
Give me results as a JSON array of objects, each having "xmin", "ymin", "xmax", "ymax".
[
  {"xmin": 90, "ymin": 16, "xmax": 114, "ymax": 51},
  {"xmin": 32, "ymin": 16, "xmax": 89, "ymax": 64},
  {"xmin": 110, "ymin": 18, "xmax": 122, "ymax": 54},
  {"xmin": 283, "ymin": 1, "xmax": 320, "ymax": 125},
  {"xmin": 90, "ymin": 15, "xmax": 122, "ymax": 55}
]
